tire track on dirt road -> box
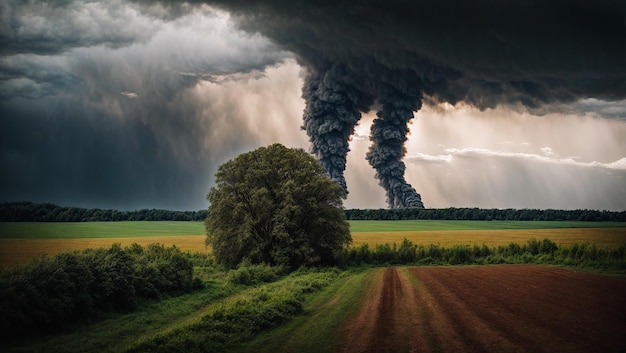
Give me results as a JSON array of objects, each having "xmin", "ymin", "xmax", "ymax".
[
  {"xmin": 337, "ymin": 267, "xmax": 442, "ymax": 353},
  {"xmin": 336, "ymin": 265, "xmax": 626, "ymax": 353},
  {"xmin": 336, "ymin": 268, "xmax": 403, "ymax": 353}
]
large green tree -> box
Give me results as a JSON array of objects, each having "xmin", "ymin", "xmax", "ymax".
[{"xmin": 205, "ymin": 143, "xmax": 351, "ymax": 268}]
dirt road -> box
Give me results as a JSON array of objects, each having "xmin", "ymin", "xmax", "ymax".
[{"xmin": 337, "ymin": 265, "xmax": 626, "ymax": 353}]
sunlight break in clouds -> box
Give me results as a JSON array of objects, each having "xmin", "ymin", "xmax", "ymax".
[
  {"xmin": 409, "ymin": 147, "xmax": 626, "ymax": 171},
  {"xmin": 343, "ymin": 105, "xmax": 626, "ymax": 210},
  {"xmin": 120, "ymin": 91, "xmax": 139, "ymax": 99}
]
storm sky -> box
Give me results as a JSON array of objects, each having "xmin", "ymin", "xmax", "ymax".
[{"xmin": 1, "ymin": 0, "xmax": 625, "ymax": 211}]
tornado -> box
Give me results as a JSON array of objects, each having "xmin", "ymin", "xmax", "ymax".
[
  {"xmin": 302, "ymin": 65, "xmax": 424, "ymax": 207},
  {"xmin": 366, "ymin": 85, "xmax": 425, "ymax": 208},
  {"xmin": 303, "ymin": 64, "xmax": 425, "ymax": 207},
  {"xmin": 302, "ymin": 64, "xmax": 374, "ymax": 195}
]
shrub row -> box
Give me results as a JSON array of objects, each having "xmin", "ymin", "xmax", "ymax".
[
  {"xmin": 0, "ymin": 243, "xmax": 200, "ymax": 339},
  {"xmin": 343, "ymin": 238, "xmax": 626, "ymax": 269},
  {"xmin": 125, "ymin": 269, "xmax": 340, "ymax": 353}
]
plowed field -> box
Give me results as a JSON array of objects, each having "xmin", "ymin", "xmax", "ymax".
[{"xmin": 337, "ymin": 265, "xmax": 626, "ymax": 353}]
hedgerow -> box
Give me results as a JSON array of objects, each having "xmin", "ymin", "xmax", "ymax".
[
  {"xmin": 343, "ymin": 238, "xmax": 626, "ymax": 270},
  {"xmin": 0, "ymin": 243, "xmax": 201, "ymax": 339}
]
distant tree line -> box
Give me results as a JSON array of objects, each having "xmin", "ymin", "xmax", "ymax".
[
  {"xmin": 344, "ymin": 207, "xmax": 626, "ymax": 222},
  {"xmin": 0, "ymin": 243, "xmax": 201, "ymax": 340},
  {"xmin": 2, "ymin": 202, "xmax": 625, "ymax": 222},
  {"xmin": 0, "ymin": 202, "xmax": 208, "ymax": 222}
]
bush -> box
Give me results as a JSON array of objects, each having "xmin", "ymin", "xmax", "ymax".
[
  {"xmin": 341, "ymin": 238, "xmax": 626, "ymax": 270},
  {"xmin": 0, "ymin": 243, "xmax": 198, "ymax": 340},
  {"xmin": 539, "ymin": 238, "xmax": 558, "ymax": 254},
  {"xmin": 226, "ymin": 262, "xmax": 284, "ymax": 286}
]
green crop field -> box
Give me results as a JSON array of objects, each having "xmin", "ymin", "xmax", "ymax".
[
  {"xmin": 1, "ymin": 220, "xmax": 625, "ymax": 239},
  {"xmin": 0, "ymin": 221, "xmax": 205, "ymax": 239}
]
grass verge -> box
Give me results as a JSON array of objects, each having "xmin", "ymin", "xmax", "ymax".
[
  {"xmin": 123, "ymin": 269, "xmax": 341, "ymax": 353},
  {"xmin": 3, "ymin": 282, "xmax": 232, "ymax": 353},
  {"xmin": 234, "ymin": 268, "xmax": 375, "ymax": 353}
]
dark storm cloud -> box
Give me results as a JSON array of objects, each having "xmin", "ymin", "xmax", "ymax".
[
  {"xmin": 0, "ymin": 67, "xmax": 216, "ymax": 210},
  {"xmin": 0, "ymin": 1, "xmax": 293, "ymax": 210},
  {"xmin": 0, "ymin": 98, "xmax": 198, "ymax": 209},
  {"xmin": 0, "ymin": 0, "xmax": 288, "ymax": 99},
  {"xmin": 0, "ymin": 0, "xmax": 207, "ymax": 56},
  {"xmin": 202, "ymin": 0, "xmax": 626, "ymax": 107},
  {"xmin": 0, "ymin": 54, "xmax": 80, "ymax": 99},
  {"xmin": 1, "ymin": 0, "xmax": 152, "ymax": 55}
]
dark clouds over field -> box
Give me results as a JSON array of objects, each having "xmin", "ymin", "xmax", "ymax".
[
  {"xmin": 207, "ymin": 0, "xmax": 625, "ymax": 106},
  {"xmin": 1, "ymin": 0, "xmax": 625, "ymax": 210}
]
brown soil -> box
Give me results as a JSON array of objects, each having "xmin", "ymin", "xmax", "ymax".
[{"xmin": 337, "ymin": 265, "xmax": 626, "ymax": 353}]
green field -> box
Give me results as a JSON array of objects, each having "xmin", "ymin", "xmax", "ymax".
[
  {"xmin": 1, "ymin": 220, "xmax": 625, "ymax": 239},
  {"xmin": 0, "ymin": 221, "xmax": 205, "ymax": 239}
]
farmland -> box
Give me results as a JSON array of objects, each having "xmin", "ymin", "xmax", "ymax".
[
  {"xmin": 1, "ymin": 220, "xmax": 625, "ymax": 268},
  {"xmin": 335, "ymin": 266, "xmax": 626, "ymax": 353},
  {"xmin": 4, "ymin": 265, "xmax": 625, "ymax": 353},
  {"xmin": 1, "ymin": 219, "xmax": 625, "ymax": 353}
]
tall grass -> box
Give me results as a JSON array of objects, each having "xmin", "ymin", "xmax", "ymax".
[{"xmin": 235, "ymin": 268, "xmax": 374, "ymax": 353}]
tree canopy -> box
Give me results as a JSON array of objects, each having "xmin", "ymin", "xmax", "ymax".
[{"xmin": 205, "ymin": 144, "xmax": 351, "ymax": 268}]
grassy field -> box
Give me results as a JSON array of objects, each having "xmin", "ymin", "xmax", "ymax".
[
  {"xmin": 1, "ymin": 220, "xmax": 625, "ymax": 238},
  {"xmin": 233, "ymin": 268, "xmax": 375, "ymax": 353},
  {"xmin": 0, "ymin": 221, "xmax": 205, "ymax": 238},
  {"xmin": 1, "ymin": 220, "xmax": 625, "ymax": 268}
]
